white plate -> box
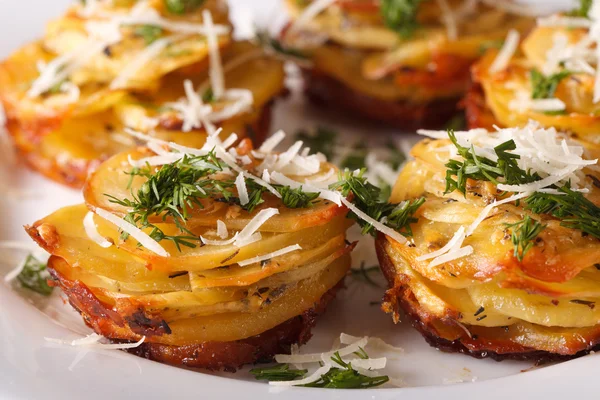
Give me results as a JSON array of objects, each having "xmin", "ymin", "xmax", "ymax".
[{"xmin": 0, "ymin": 1, "xmax": 596, "ymax": 399}]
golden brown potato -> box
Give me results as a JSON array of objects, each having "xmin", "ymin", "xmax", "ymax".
[
  {"xmin": 283, "ymin": 0, "xmax": 535, "ymax": 128},
  {"xmin": 376, "ymin": 130, "xmax": 600, "ymax": 361},
  {"xmin": 26, "ymin": 142, "xmax": 355, "ymax": 370},
  {"xmin": 0, "ymin": 2, "xmax": 285, "ymax": 188}
]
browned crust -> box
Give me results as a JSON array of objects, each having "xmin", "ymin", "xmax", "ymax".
[
  {"xmin": 7, "ymin": 100, "xmax": 277, "ymax": 189},
  {"xmin": 302, "ymin": 68, "xmax": 461, "ymax": 130},
  {"xmin": 463, "ymin": 80, "xmax": 501, "ymax": 130},
  {"xmin": 375, "ymin": 234, "xmax": 600, "ymax": 362},
  {"xmin": 46, "ymin": 255, "xmax": 344, "ymax": 371}
]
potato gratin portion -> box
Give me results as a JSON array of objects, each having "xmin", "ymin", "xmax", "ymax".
[
  {"xmin": 25, "ymin": 129, "xmax": 355, "ymax": 370},
  {"xmin": 467, "ymin": 0, "xmax": 600, "ymax": 152},
  {"xmin": 281, "ymin": 0, "xmax": 536, "ymax": 129},
  {"xmin": 0, "ymin": 0, "xmax": 285, "ymax": 187},
  {"xmin": 376, "ymin": 122, "xmax": 600, "ymax": 360}
]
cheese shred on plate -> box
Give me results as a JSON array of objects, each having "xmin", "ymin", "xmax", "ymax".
[
  {"xmin": 269, "ymin": 333, "xmax": 401, "ymax": 387},
  {"xmin": 45, "ymin": 333, "xmax": 145, "ymax": 350}
]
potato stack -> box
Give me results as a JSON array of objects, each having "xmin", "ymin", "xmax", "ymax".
[
  {"xmin": 0, "ymin": 0, "xmax": 285, "ymax": 187},
  {"xmin": 376, "ymin": 122, "xmax": 600, "ymax": 361},
  {"xmin": 282, "ymin": 0, "xmax": 535, "ymax": 129},
  {"xmin": 26, "ymin": 133, "xmax": 354, "ymax": 370},
  {"xmin": 467, "ymin": 3, "xmax": 600, "ymax": 155}
]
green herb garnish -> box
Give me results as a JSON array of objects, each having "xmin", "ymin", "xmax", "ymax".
[
  {"xmin": 444, "ymin": 130, "xmax": 539, "ymax": 196},
  {"xmin": 164, "ymin": 0, "xmax": 205, "ymax": 14},
  {"xmin": 134, "ymin": 24, "xmax": 164, "ymax": 45},
  {"xmin": 16, "ymin": 255, "xmax": 54, "ymax": 296},
  {"xmin": 504, "ymin": 216, "xmax": 546, "ymax": 261},
  {"xmin": 331, "ymin": 169, "xmax": 424, "ymax": 237},
  {"xmin": 568, "ymin": 0, "xmax": 592, "ymax": 17},
  {"xmin": 443, "ymin": 131, "xmax": 600, "ymax": 240},
  {"xmin": 250, "ymin": 364, "xmax": 308, "ymax": 381},
  {"xmin": 251, "ymin": 351, "xmax": 389, "ymax": 389},
  {"xmin": 381, "ymin": 0, "xmax": 424, "ymax": 38},
  {"xmin": 106, "ymin": 151, "xmax": 322, "ymax": 251},
  {"xmin": 202, "ymin": 87, "xmax": 214, "ymax": 103},
  {"xmin": 106, "ymin": 151, "xmax": 227, "ymax": 251},
  {"xmin": 530, "ymin": 69, "xmax": 571, "ymax": 100},
  {"xmin": 525, "ymin": 185, "xmax": 600, "ymax": 239},
  {"xmin": 303, "ymin": 352, "xmax": 389, "ymax": 389},
  {"xmin": 256, "ymin": 31, "xmax": 308, "ymax": 59}
]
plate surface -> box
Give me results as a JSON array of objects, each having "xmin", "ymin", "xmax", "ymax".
[{"xmin": 0, "ymin": 1, "xmax": 596, "ymax": 399}]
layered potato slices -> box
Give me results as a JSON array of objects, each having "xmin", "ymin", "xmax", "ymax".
[
  {"xmin": 25, "ymin": 129, "xmax": 356, "ymax": 370},
  {"xmin": 467, "ymin": 1, "xmax": 600, "ymax": 153},
  {"xmin": 0, "ymin": 0, "xmax": 285, "ymax": 187},
  {"xmin": 281, "ymin": 0, "xmax": 536, "ymax": 129},
  {"xmin": 376, "ymin": 122, "xmax": 600, "ymax": 360}
]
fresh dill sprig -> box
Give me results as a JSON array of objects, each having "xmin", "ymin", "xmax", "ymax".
[
  {"xmin": 106, "ymin": 151, "xmax": 226, "ymax": 250},
  {"xmin": 444, "ymin": 132, "xmax": 600, "ymax": 240},
  {"xmin": 164, "ymin": 0, "xmax": 206, "ymax": 14},
  {"xmin": 255, "ymin": 31, "xmax": 308, "ymax": 59},
  {"xmin": 16, "ymin": 255, "xmax": 54, "ymax": 296},
  {"xmin": 381, "ymin": 0, "xmax": 424, "ymax": 38},
  {"xmin": 568, "ymin": 0, "xmax": 592, "ymax": 17},
  {"xmin": 504, "ymin": 216, "xmax": 547, "ymax": 261},
  {"xmin": 303, "ymin": 352, "xmax": 389, "ymax": 389},
  {"xmin": 250, "ymin": 364, "xmax": 308, "ymax": 381},
  {"xmin": 134, "ymin": 25, "xmax": 163, "ymax": 45},
  {"xmin": 330, "ymin": 169, "xmax": 424, "ymax": 237},
  {"xmin": 525, "ymin": 185, "xmax": 600, "ymax": 239},
  {"xmin": 225, "ymin": 180, "xmax": 320, "ymax": 213},
  {"xmin": 251, "ymin": 351, "xmax": 389, "ymax": 389},
  {"xmin": 444, "ymin": 130, "xmax": 539, "ymax": 196},
  {"xmin": 530, "ymin": 69, "xmax": 571, "ymax": 100},
  {"xmin": 106, "ymin": 151, "xmax": 321, "ymax": 250}
]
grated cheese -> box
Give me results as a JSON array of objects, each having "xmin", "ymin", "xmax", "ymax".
[
  {"xmin": 216, "ymin": 220, "xmax": 228, "ymax": 239},
  {"xmin": 83, "ymin": 212, "xmax": 113, "ymax": 248},
  {"xmin": 258, "ymin": 130, "xmax": 286, "ymax": 153},
  {"xmin": 93, "ymin": 208, "xmax": 170, "ymax": 257},
  {"xmin": 488, "ymin": 29, "xmax": 520, "ymax": 74},
  {"xmin": 237, "ymin": 244, "xmax": 302, "ymax": 267},
  {"xmin": 45, "ymin": 333, "xmax": 145, "ymax": 350},
  {"xmin": 202, "ymin": 10, "xmax": 225, "ymax": 99},
  {"xmin": 110, "ymin": 36, "xmax": 172, "ymax": 90},
  {"xmin": 436, "ymin": 0, "xmax": 458, "ymax": 41},
  {"xmin": 417, "ymin": 121, "xmax": 597, "ymax": 193},
  {"xmin": 340, "ymin": 197, "xmax": 408, "ymax": 245},
  {"xmin": 235, "ymin": 171, "xmax": 249, "ymax": 206},
  {"xmin": 428, "ymin": 246, "xmax": 474, "ymax": 268},
  {"xmin": 276, "ymin": 336, "xmax": 369, "ymax": 364}
]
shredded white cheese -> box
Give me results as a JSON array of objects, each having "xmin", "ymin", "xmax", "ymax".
[
  {"xmin": 216, "ymin": 220, "xmax": 228, "ymax": 239},
  {"xmin": 45, "ymin": 333, "xmax": 145, "ymax": 350},
  {"xmin": 83, "ymin": 212, "xmax": 113, "ymax": 249},
  {"xmin": 202, "ymin": 9, "xmax": 225, "ymax": 99},
  {"xmin": 237, "ymin": 244, "xmax": 302, "ymax": 267},
  {"xmin": 110, "ymin": 36, "xmax": 172, "ymax": 90},
  {"xmin": 235, "ymin": 171, "xmax": 249, "ymax": 206},
  {"xmin": 93, "ymin": 208, "xmax": 170, "ymax": 257},
  {"xmin": 488, "ymin": 29, "xmax": 520, "ymax": 74},
  {"xmin": 258, "ymin": 130, "xmax": 286, "ymax": 153}
]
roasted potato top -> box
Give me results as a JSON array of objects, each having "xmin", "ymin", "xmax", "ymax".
[
  {"xmin": 282, "ymin": 0, "xmax": 535, "ymax": 103},
  {"xmin": 474, "ymin": 7, "xmax": 600, "ymax": 149},
  {"xmin": 381, "ymin": 122, "xmax": 600, "ymax": 332},
  {"xmin": 26, "ymin": 135, "xmax": 355, "ymax": 346}
]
